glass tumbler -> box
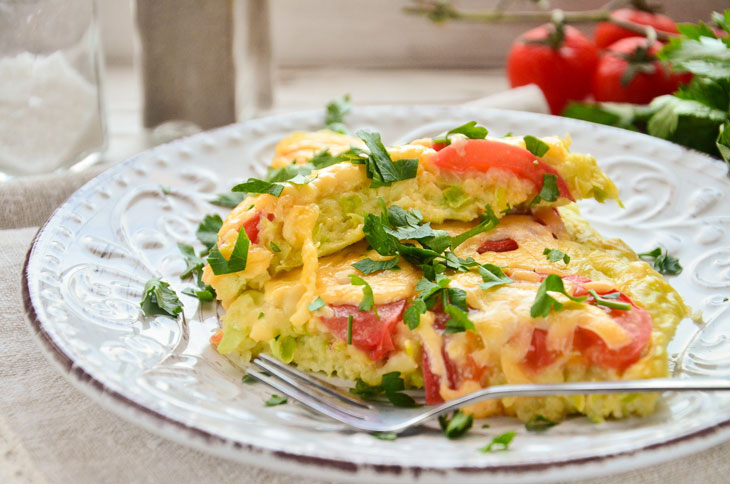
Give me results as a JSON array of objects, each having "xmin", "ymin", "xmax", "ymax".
[{"xmin": 0, "ymin": 0, "xmax": 106, "ymax": 178}]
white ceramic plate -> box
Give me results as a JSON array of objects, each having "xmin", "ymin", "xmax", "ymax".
[{"xmin": 22, "ymin": 106, "xmax": 730, "ymax": 483}]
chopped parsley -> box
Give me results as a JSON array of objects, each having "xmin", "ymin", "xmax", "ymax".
[
  {"xmin": 352, "ymin": 256, "xmax": 400, "ymax": 275},
  {"xmin": 232, "ymin": 178, "xmax": 285, "ymax": 197},
  {"xmin": 352, "ymin": 129, "xmax": 419, "ymax": 188},
  {"xmin": 543, "ymin": 248, "xmax": 570, "ymax": 265},
  {"xmin": 325, "ymin": 94, "xmax": 352, "ymax": 134},
  {"xmin": 438, "ymin": 410, "xmax": 474, "ymax": 439},
  {"xmin": 523, "ymin": 135, "xmax": 550, "ymax": 157},
  {"xmin": 265, "ymin": 163, "xmax": 312, "ymax": 183},
  {"xmin": 140, "ymin": 278, "xmax": 183, "ymax": 318},
  {"xmin": 638, "ymin": 247, "xmax": 683, "ymax": 275},
  {"xmin": 178, "ymin": 243, "xmax": 205, "ymax": 281},
  {"xmin": 265, "ymin": 394, "xmax": 288, "ymax": 407},
  {"xmin": 258, "ymin": 312, "xmax": 265, "ymax": 319},
  {"xmin": 478, "ymin": 264, "xmax": 513, "ymax": 290},
  {"xmin": 371, "ymin": 432, "xmax": 397, "ymax": 441},
  {"xmin": 349, "ymin": 274, "xmax": 379, "ymax": 318},
  {"xmin": 347, "ymin": 314, "xmax": 353, "ymax": 344},
  {"xmin": 479, "ymin": 431, "xmax": 516, "ymax": 453},
  {"xmin": 530, "ymin": 274, "xmax": 587, "ymax": 318},
  {"xmin": 308, "ymin": 296, "xmax": 326, "ymax": 312},
  {"xmin": 350, "ymin": 372, "xmax": 418, "ymax": 408},
  {"xmin": 450, "ymin": 206, "xmax": 499, "ymax": 249},
  {"xmin": 433, "ymin": 121, "xmax": 488, "ymax": 146},
  {"xmin": 530, "ymin": 173, "xmax": 560, "ymax": 205},
  {"xmin": 525, "ymin": 415, "xmax": 558, "ymax": 432},
  {"xmin": 210, "ymin": 191, "xmax": 246, "ymax": 208},
  {"xmin": 196, "ymin": 214, "xmax": 223, "ymax": 250},
  {"xmin": 241, "ymin": 374, "xmax": 256, "ymax": 384},
  {"xmin": 159, "ymin": 185, "xmax": 172, "ymax": 195},
  {"xmin": 206, "ymin": 228, "xmax": 250, "ymax": 275},
  {"xmin": 181, "ymin": 286, "xmax": 216, "ymax": 302},
  {"xmin": 270, "ymin": 241, "xmax": 281, "ymax": 252},
  {"xmin": 588, "ymin": 290, "xmax": 631, "ymax": 311},
  {"xmin": 311, "ymin": 148, "xmax": 354, "ymax": 169}
]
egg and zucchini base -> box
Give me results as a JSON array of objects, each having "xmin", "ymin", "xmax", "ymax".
[
  {"xmin": 203, "ymin": 131, "xmax": 618, "ymax": 302},
  {"xmin": 205, "ymin": 129, "xmax": 687, "ymax": 423}
]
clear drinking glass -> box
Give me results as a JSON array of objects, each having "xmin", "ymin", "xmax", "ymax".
[{"xmin": 0, "ymin": 0, "xmax": 106, "ymax": 178}]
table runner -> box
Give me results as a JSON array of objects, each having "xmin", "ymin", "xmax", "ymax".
[{"xmin": 3, "ymin": 87, "xmax": 730, "ymax": 483}]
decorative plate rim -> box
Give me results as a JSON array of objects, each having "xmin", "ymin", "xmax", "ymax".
[{"xmin": 20, "ymin": 106, "xmax": 730, "ymax": 483}]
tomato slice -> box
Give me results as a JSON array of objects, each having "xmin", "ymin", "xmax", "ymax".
[
  {"xmin": 434, "ymin": 139, "xmax": 574, "ymax": 201},
  {"xmin": 523, "ymin": 328, "xmax": 557, "ymax": 371},
  {"xmin": 422, "ymin": 351, "xmax": 444, "ymax": 404},
  {"xmin": 573, "ymin": 291, "xmax": 652, "ymax": 371},
  {"xmin": 240, "ymin": 212, "xmax": 274, "ymax": 244},
  {"xmin": 477, "ymin": 238, "xmax": 519, "ymax": 254},
  {"xmin": 321, "ymin": 300, "xmax": 406, "ymax": 361}
]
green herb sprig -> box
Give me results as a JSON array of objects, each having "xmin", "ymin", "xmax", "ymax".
[{"xmin": 350, "ymin": 372, "xmax": 419, "ymax": 408}]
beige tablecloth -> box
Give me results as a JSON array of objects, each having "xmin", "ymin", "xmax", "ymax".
[{"xmin": 3, "ymin": 88, "xmax": 730, "ymax": 483}]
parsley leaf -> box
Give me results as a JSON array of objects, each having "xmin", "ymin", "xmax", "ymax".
[
  {"xmin": 140, "ymin": 278, "xmax": 183, "ymax": 317},
  {"xmin": 403, "ymin": 299, "xmax": 428, "ymax": 330},
  {"xmin": 530, "ymin": 274, "xmax": 587, "ymax": 318},
  {"xmin": 265, "ymin": 394, "xmax": 288, "ymax": 406},
  {"xmin": 525, "ymin": 415, "xmax": 558, "ymax": 432},
  {"xmin": 531, "ymin": 174, "xmax": 560, "ymax": 205},
  {"xmin": 354, "ymin": 129, "xmax": 419, "ymax": 188},
  {"xmin": 265, "ymin": 164, "xmax": 312, "ymax": 183},
  {"xmin": 349, "ymin": 372, "xmax": 418, "ymax": 408},
  {"xmin": 349, "ymin": 274, "xmax": 379, "ymax": 318},
  {"xmin": 310, "ymin": 148, "xmax": 352, "ymax": 169},
  {"xmin": 523, "ymin": 135, "xmax": 550, "ymax": 157},
  {"xmin": 241, "ymin": 374, "xmax": 256, "ymax": 384},
  {"xmin": 181, "ymin": 285, "xmax": 216, "ymax": 302},
  {"xmin": 178, "ymin": 243, "xmax": 205, "ymax": 281},
  {"xmin": 207, "ymin": 227, "xmax": 250, "ymax": 275},
  {"xmin": 211, "ymin": 191, "xmax": 246, "ymax": 208},
  {"xmin": 543, "ymin": 248, "xmax": 570, "ymax": 265},
  {"xmin": 478, "ymin": 264, "xmax": 513, "ymax": 290},
  {"xmin": 444, "ymin": 303, "xmax": 475, "ymax": 333},
  {"xmin": 347, "ymin": 314, "xmax": 353, "ymax": 344},
  {"xmin": 196, "ymin": 214, "xmax": 223, "ymax": 250},
  {"xmin": 308, "ymin": 296, "xmax": 326, "ymax": 312},
  {"xmin": 325, "ymin": 94, "xmax": 352, "ymax": 133},
  {"xmin": 371, "ymin": 432, "xmax": 397, "ymax": 441},
  {"xmin": 352, "ymin": 256, "xmax": 400, "ymax": 275},
  {"xmin": 438, "ymin": 410, "xmax": 474, "ymax": 439},
  {"xmin": 450, "ymin": 206, "xmax": 499, "ymax": 249},
  {"xmin": 270, "ymin": 241, "xmax": 281, "ymax": 252},
  {"xmin": 638, "ymin": 247, "xmax": 683, "ymax": 275},
  {"xmin": 232, "ymin": 178, "xmax": 285, "ymax": 197},
  {"xmin": 588, "ymin": 289, "xmax": 631, "ymax": 311},
  {"xmin": 433, "ymin": 121, "xmax": 488, "ymax": 146},
  {"xmin": 479, "ymin": 431, "xmax": 516, "ymax": 453}
]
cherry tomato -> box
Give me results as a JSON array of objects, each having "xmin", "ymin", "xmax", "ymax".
[
  {"xmin": 321, "ymin": 300, "xmax": 406, "ymax": 361},
  {"xmin": 435, "ymin": 139, "xmax": 574, "ymax": 201},
  {"xmin": 507, "ymin": 24, "xmax": 599, "ymax": 114},
  {"xmin": 594, "ymin": 8, "xmax": 678, "ymax": 48},
  {"xmin": 524, "ymin": 328, "xmax": 558, "ymax": 371},
  {"xmin": 592, "ymin": 36, "xmax": 689, "ymax": 104},
  {"xmin": 239, "ymin": 212, "xmax": 274, "ymax": 244}
]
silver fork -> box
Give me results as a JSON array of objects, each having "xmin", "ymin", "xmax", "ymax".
[{"xmin": 249, "ymin": 354, "xmax": 730, "ymax": 433}]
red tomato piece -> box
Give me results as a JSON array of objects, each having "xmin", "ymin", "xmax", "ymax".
[
  {"xmin": 523, "ymin": 328, "xmax": 557, "ymax": 371},
  {"xmin": 507, "ymin": 24, "xmax": 598, "ymax": 114},
  {"xmin": 321, "ymin": 300, "xmax": 406, "ymax": 361},
  {"xmin": 477, "ymin": 238, "xmax": 519, "ymax": 254},
  {"xmin": 422, "ymin": 351, "xmax": 444, "ymax": 405},
  {"xmin": 592, "ymin": 37, "xmax": 689, "ymax": 105},
  {"xmin": 573, "ymin": 291, "xmax": 653, "ymax": 372},
  {"xmin": 432, "ymin": 141, "xmax": 447, "ymax": 151},
  {"xmin": 594, "ymin": 8, "xmax": 678, "ymax": 49},
  {"xmin": 434, "ymin": 139, "xmax": 574, "ymax": 201},
  {"xmin": 240, "ymin": 212, "xmax": 274, "ymax": 244}
]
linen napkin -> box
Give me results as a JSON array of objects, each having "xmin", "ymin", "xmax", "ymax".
[{"xmin": 2, "ymin": 86, "xmax": 729, "ymax": 484}]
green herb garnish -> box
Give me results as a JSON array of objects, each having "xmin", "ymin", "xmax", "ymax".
[
  {"xmin": 350, "ymin": 372, "xmax": 418, "ymax": 408},
  {"xmin": 438, "ymin": 410, "xmax": 474, "ymax": 439},
  {"xmin": 371, "ymin": 432, "xmax": 397, "ymax": 441},
  {"xmin": 308, "ymin": 296, "xmax": 326, "ymax": 312},
  {"xmin": 325, "ymin": 94, "xmax": 352, "ymax": 134},
  {"xmin": 181, "ymin": 285, "xmax": 216, "ymax": 302},
  {"xmin": 206, "ymin": 228, "xmax": 250, "ymax": 275},
  {"xmin": 347, "ymin": 314, "xmax": 353, "ymax": 345},
  {"xmin": 530, "ymin": 274, "xmax": 587, "ymax": 318},
  {"xmin": 433, "ymin": 121, "xmax": 488, "ymax": 146},
  {"xmin": 265, "ymin": 163, "xmax": 312, "ymax": 183},
  {"xmin": 140, "ymin": 278, "xmax": 183, "ymax": 318},
  {"xmin": 588, "ymin": 290, "xmax": 631, "ymax": 311},
  {"xmin": 531, "ymin": 174, "xmax": 560, "ymax": 205},
  {"xmin": 543, "ymin": 248, "xmax": 570, "ymax": 265},
  {"xmin": 232, "ymin": 178, "xmax": 285, "ymax": 197},
  {"xmin": 479, "ymin": 431, "xmax": 516, "ymax": 453},
  {"xmin": 349, "ymin": 274, "xmax": 379, "ymax": 318},
  {"xmin": 241, "ymin": 374, "xmax": 256, "ymax": 384},
  {"xmin": 352, "ymin": 129, "xmax": 419, "ymax": 188},
  {"xmin": 525, "ymin": 415, "xmax": 558, "ymax": 432},
  {"xmin": 270, "ymin": 241, "xmax": 281, "ymax": 252},
  {"xmin": 196, "ymin": 214, "xmax": 223, "ymax": 250},
  {"xmin": 352, "ymin": 256, "xmax": 400, "ymax": 275},
  {"xmin": 211, "ymin": 191, "xmax": 246, "ymax": 208},
  {"xmin": 178, "ymin": 243, "xmax": 205, "ymax": 281},
  {"xmin": 478, "ymin": 264, "xmax": 513, "ymax": 290},
  {"xmin": 265, "ymin": 395, "xmax": 288, "ymax": 407},
  {"xmin": 638, "ymin": 247, "xmax": 683, "ymax": 275},
  {"xmin": 523, "ymin": 135, "xmax": 550, "ymax": 157}
]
